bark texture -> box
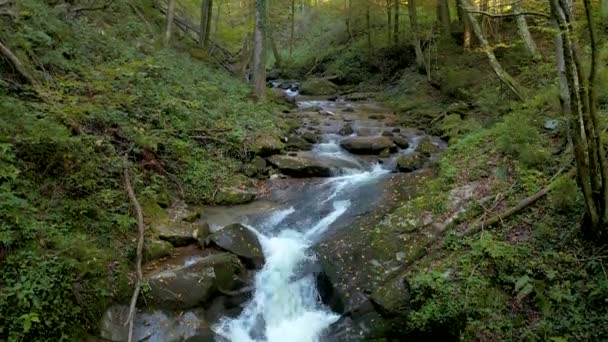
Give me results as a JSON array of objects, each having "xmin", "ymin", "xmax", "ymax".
[
  {"xmin": 164, "ymin": 0, "xmax": 176, "ymax": 46},
  {"xmin": 252, "ymin": 0, "xmax": 267, "ymax": 100}
]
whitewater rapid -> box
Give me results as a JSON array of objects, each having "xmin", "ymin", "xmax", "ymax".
[{"xmin": 214, "ymin": 162, "xmax": 389, "ymax": 342}]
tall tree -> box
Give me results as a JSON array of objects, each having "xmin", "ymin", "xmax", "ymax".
[
  {"xmin": 438, "ymin": 0, "xmax": 451, "ymax": 36},
  {"xmin": 408, "ymin": 0, "xmax": 424, "ymax": 70},
  {"xmin": 164, "ymin": 0, "xmax": 176, "ymax": 47},
  {"xmin": 387, "ymin": 0, "xmax": 392, "ymax": 43},
  {"xmin": 461, "ymin": 0, "xmax": 524, "ymax": 100},
  {"xmin": 514, "ymin": 2, "xmax": 539, "ymax": 58},
  {"xmin": 200, "ymin": 0, "xmax": 213, "ymax": 48},
  {"xmin": 393, "ymin": 0, "xmax": 399, "ymax": 45},
  {"xmin": 345, "ymin": 0, "xmax": 353, "ymax": 39},
  {"xmin": 252, "ymin": 0, "xmax": 267, "ymax": 100},
  {"xmin": 290, "ymin": 0, "xmax": 295, "ymax": 59},
  {"xmin": 550, "ymin": 0, "xmax": 607, "ymax": 239}
]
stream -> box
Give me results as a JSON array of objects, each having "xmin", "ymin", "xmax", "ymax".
[{"xmin": 98, "ymin": 82, "xmax": 443, "ymax": 342}]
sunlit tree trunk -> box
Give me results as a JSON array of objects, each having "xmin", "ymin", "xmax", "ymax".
[
  {"xmin": 408, "ymin": 0, "xmax": 424, "ymax": 71},
  {"xmin": 461, "ymin": 0, "xmax": 524, "ymax": 100},
  {"xmin": 252, "ymin": 0, "xmax": 267, "ymax": 100},
  {"xmin": 393, "ymin": 0, "xmax": 399, "ymax": 45},
  {"xmin": 514, "ymin": 2, "xmax": 539, "ymax": 58},
  {"xmin": 164, "ymin": 0, "xmax": 176, "ymax": 46}
]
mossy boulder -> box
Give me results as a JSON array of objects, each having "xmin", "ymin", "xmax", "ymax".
[
  {"xmin": 208, "ymin": 223, "xmax": 264, "ymax": 267},
  {"xmin": 396, "ymin": 153, "xmax": 426, "ymax": 172},
  {"xmin": 243, "ymin": 156, "xmax": 267, "ymax": 178},
  {"xmin": 416, "ymin": 137, "xmax": 440, "ymax": 155},
  {"xmin": 300, "ymin": 78, "xmax": 339, "ymax": 95},
  {"xmin": 215, "ymin": 187, "xmax": 257, "ymax": 205},
  {"xmin": 301, "ymin": 131, "xmax": 320, "ymax": 143},
  {"xmin": 144, "ymin": 239, "xmax": 175, "ymax": 261},
  {"xmin": 369, "ymin": 275, "xmax": 411, "ymax": 316},
  {"xmin": 251, "ymin": 135, "xmax": 285, "ymax": 157},
  {"xmin": 268, "ymin": 152, "xmax": 360, "ymax": 177},
  {"xmin": 340, "ymin": 136, "xmax": 396, "ymax": 155},
  {"xmin": 285, "ymin": 134, "xmax": 313, "ymax": 151},
  {"xmin": 392, "ymin": 136, "xmax": 410, "ymax": 149}
]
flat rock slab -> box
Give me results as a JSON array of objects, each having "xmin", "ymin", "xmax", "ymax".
[{"xmin": 268, "ymin": 152, "xmax": 360, "ymax": 178}]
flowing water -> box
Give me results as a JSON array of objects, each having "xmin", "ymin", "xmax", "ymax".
[{"xmin": 215, "ymin": 163, "xmax": 390, "ymax": 342}]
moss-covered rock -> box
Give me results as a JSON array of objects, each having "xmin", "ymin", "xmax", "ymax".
[
  {"xmin": 144, "ymin": 239, "xmax": 175, "ymax": 261},
  {"xmin": 396, "ymin": 153, "xmax": 426, "ymax": 172},
  {"xmin": 215, "ymin": 187, "xmax": 257, "ymax": 205},
  {"xmin": 392, "ymin": 136, "xmax": 410, "ymax": 149},
  {"xmin": 300, "ymin": 77, "xmax": 339, "ymax": 95},
  {"xmin": 370, "ymin": 275, "xmax": 411, "ymax": 317},
  {"xmin": 243, "ymin": 156, "xmax": 267, "ymax": 178},
  {"xmin": 285, "ymin": 134, "xmax": 313, "ymax": 151},
  {"xmin": 151, "ymin": 222, "xmax": 197, "ymax": 247},
  {"xmin": 340, "ymin": 136, "xmax": 396, "ymax": 155},
  {"xmin": 251, "ymin": 135, "xmax": 285, "ymax": 157},
  {"xmin": 416, "ymin": 137, "xmax": 440, "ymax": 155}
]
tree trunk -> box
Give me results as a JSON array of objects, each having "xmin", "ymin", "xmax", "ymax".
[
  {"xmin": 0, "ymin": 39, "xmax": 34, "ymax": 85},
  {"xmin": 164, "ymin": 0, "xmax": 176, "ymax": 46},
  {"xmin": 200, "ymin": 0, "xmax": 212, "ymax": 48},
  {"xmin": 269, "ymin": 26, "xmax": 282, "ymax": 68},
  {"xmin": 514, "ymin": 2, "xmax": 539, "ymax": 58},
  {"xmin": 408, "ymin": 0, "xmax": 424, "ymax": 71},
  {"xmin": 214, "ymin": 1, "xmax": 221, "ymax": 38},
  {"xmin": 366, "ymin": 1, "xmax": 372, "ymax": 59},
  {"xmin": 387, "ymin": 0, "xmax": 392, "ymax": 44},
  {"xmin": 461, "ymin": 0, "xmax": 524, "ymax": 101},
  {"xmin": 345, "ymin": 0, "xmax": 353, "ymax": 39},
  {"xmin": 394, "ymin": 0, "xmax": 399, "ymax": 45},
  {"xmin": 252, "ymin": 0, "xmax": 267, "ymax": 100},
  {"xmin": 457, "ymin": 0, "xmax": 472, "ymax": 49},
  {"xmin": 289, "ymin": 0, "xmax": 295, "ymax": 58},
  {"xmin": 439, "ymin": 0, "xmax": 451, "ymax": 35}
]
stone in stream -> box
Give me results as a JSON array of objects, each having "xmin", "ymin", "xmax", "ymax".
[
  {"xmin": 343, "ymin": 105, "xmax": 355, "ymax": 112},
  {"xmin": 301, "ymin": 131, "xmax": 320, "ymax": 143},
  {"xmin": 339, "ymin": 123, "xmax": 354, "ymax": 136},
  {"xmin": 214, "ymin": 187, "xmax": 257, "ymax": 205},
  {"xmin": 416, "ymin": 136, "xmax": 441, "ymax": 155},
  {"xmin": 147, "ymin": 252, "xmax": 247, "ymax": 309},
  {"xmin": 340, "ymin": 136, "xmax": 396, "ymax": 155},
  {"xmin": 396, "ymin": 153, "xmax": 426, "ymax": 172},
  {"xmin": 208, "ymin": 223, "xmax": 264, "ymax": 267},
  {"xmin": 299, "ymin": 77, "xmax": 339, "ymax": 95},
  {"xmin": 99, "ymin": 305, "xmax": 215, "ymax": 342},
  {"xmin": 392, "ymin": 135, "xmax": 410, "ymax": 149},
  {"xmin": 381, "ymin": 130, "xmax": 394, "ymax": 137},
  {"xmin": 285, "ymin": 133, "xmax": 313, "ymax": 151},
  {"xmin": 267, "ymin": 152, "xmax": 360, "ymax": 177}
]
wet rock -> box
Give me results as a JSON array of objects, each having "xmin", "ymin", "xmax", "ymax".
[
  {"xmin": 151, "ymin": 222, "xmax": 197, "ymax": 247},
  {"xmin": 251, "ymin": 135, "xmax": 285, "ymax": 157},
  {"xmin": 340, "ymin": 136, "xmax": 396, "ymax": 155},
  {"xmin": 148, "ymin": 253, "xmax": 246, "ymax": 309},
  {"xmin": 339, "ymin": 123, "xmax": 354, "ymax": 136},
  {"xmin": 381, "ymin": 130, "xmax": 394, "ymax": 137},
  {"xmin": 416, "ymin": 137, "xmax": 440, "ymax": 155},
  {"xmin": 273, "ymin": 152, "xmax": 361, "ymax": 177},
  {"xmin": 392, "ymin": 128, "xmax": 401, "ymax": 133},
  {"xmin": 243, "ymin": 156, "xmax": 267, "ymax": 178},
  {"xmin": 544, "ymin": 119, "xmax": 560, "ymax": 131},
  {"xmin": 300, "ymin": 77, "xmax": 339, "ymax": 95},
  {"xmin": 144, "ymin": 239, "xmax": 175, "ymax": 261},
  {"xmin": 369, "ymin": 274, "xmax": 411, "ymax": 317},
  {"xmin": 285, "ymin": 134, "xmax": 313, "ymax": 151},
  {"xmin": 379, "ymin": 149, "xmax": 391, "ymax": 158},
  {"xmin": 182, "ymin": 210, "xmax": 201, "ymax": 223},
  {"xmin": 301, "ymin": 131, "xmax": 320, "ymax": 144},
  {"xmin": 343, "ymin": 105, "xmax": 355, "ymax": 112},
  {"xmin": 369, "ymin": 114, "xmax": 385, "ymax": 120},
  {"xmin": 215, "ymin": 187, "xmax": 256, "ymax": 205},
  {"xmin": 208, "ymin": 223, "xmax": 264, "ymax": 267},
  {"xmin": 356, "ymin": 127, "xmax": 372, "ymax": 136},
  {"xmin": 194, "ymin": 222, "xmax": 211, "ymax": 246},
  {"xmin": 99, "ymin": 306, "xmax": 215, "ymax": 342},
  {"xmin": 392, "ymin": 136, "xmax": 410, "ymax": 149},
  {"xmin": 396, "ymin": 153, "xmax": 426, "ymax": 172}
]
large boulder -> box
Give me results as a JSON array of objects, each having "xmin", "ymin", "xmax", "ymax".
[
  {"xmin": 151, "ymin": 222, "xmax": 197, "ymax": 247},
  {"xmin": 285, "ymin": 134, "xmax": 313, "ymax": 151},
  {"xmin": 215, "ymin": 187, "xmax": 256, "ymax": 205},
  {"xmin": 99, "ymin": 306, "xmax": 215, "ymax": 342},
  {"xmin": 208, "ymin": 223, "xmax": 264, "ymax": 267},
  {"xmin": 340, "ymin": 136, "xmax": 396, "ymax": 155},
  {"xmin": 392, "ymin": 136, "xmax": 410, "ymax": 149},
  {"xmin": 369, "ymin": 274, "xmax": 411, "ymax": 317},
  {"xmin": 251, "ymin": 135, "xmax": 285, "ymax": 157},
  {"xmin": 300, "ymin": 78, "xmax": 339, "ymax": 96},
  {"xmin": 396, "ymin": 153, "xmax": 426, "ymax": 172},
  {"xmin": 268, "ymin": 152, "xmax": 360, "ymax": 177},
  {"xmin": 147, "ymin": 253, "xmax": 246, "ymax": 309}
]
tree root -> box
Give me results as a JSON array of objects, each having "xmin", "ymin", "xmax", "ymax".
[{"xmin": 123, "ymin": 162, "xmax": 145, "ymax": 342}]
